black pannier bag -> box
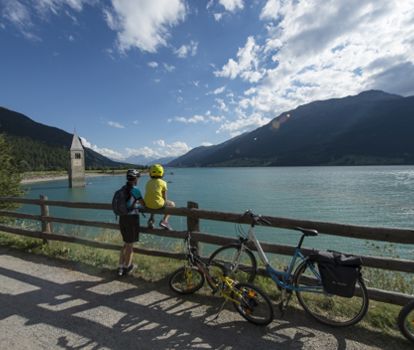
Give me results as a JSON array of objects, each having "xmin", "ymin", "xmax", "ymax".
[{"xmin": 309, "ymin": 251, "xmax": 363, "ymax": 298}]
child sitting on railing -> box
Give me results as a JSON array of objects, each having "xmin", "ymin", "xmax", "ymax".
[{"xmin": 144, "ymin": 164, "xmax": 175, "ymax": 231}]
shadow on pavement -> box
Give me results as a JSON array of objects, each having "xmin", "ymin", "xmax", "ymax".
[{"xmin": 0, "ymin": 247, "xmax": 410, "ymax": 350}]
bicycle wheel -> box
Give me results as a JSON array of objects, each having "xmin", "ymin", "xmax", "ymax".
[
  {"xmin": 294, "ymin": 260, "xmax": 369, "ymax": 327},
  {"xmin": 232, "ymin": 282, "xmax": 274, "ymax": 326},
  {"xmin": 205, "ymin": 260, "xmax": 226, "ymax": 291},
  {"xmin": 169, "ymin": 266, "xmax": 205, "ymax": 294},
  {"xmin": 398, "ymin": 300, "xmax": 414, "ymax": 343},
  {"xmin": 208, "ymin": 243, "xmax": 257, "ymax": 283}
]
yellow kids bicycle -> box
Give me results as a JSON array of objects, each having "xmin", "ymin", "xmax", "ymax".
[{"xmin": 169, "ymin": 232, "xmax": 274, "ymax": 326}]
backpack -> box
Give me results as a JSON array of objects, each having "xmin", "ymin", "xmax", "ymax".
[
  {"xmin": 112, "ymin": 185, "xmax": 134, "ymax": 216},
  {"xmin": 309, "ymin": 250, "xmax": 362, "ymax": 298}
]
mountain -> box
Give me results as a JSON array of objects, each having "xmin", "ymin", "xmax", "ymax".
[
  {"xmin": 0, "ymin": 107, "xmax": 137, "ymax": 171},
  {"xmin": 125, "ymin": 155, "xmax": 176, "ymax": 166},
  {"xmin": 169, "ymin": 133, "xmax": 247, "ymax": 167},
  {"xmin": 169, "ymin": 90, "xmax": 414, "ymax": 167}
]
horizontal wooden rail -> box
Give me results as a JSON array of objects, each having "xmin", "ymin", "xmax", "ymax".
[
  {"xmin": 0, "ymin": 211, "xmax": 41, "ymax": 221},
  {"xmin": 0, "ymin": 224, "xmax": 185, "ymax": 260},
  {"xmin": 1, "ymin": 196, "xmax": 413, "ymax": 309},
  {"xmin": 2, "ymin": 197, "xmax": 414, "ymax": 244},
  {"xmin": 0, "ymin": 217, "xmax": 414, "ymax": 273},
  {"xmin": 1, "ymin": 209, "xmax": 414, "ymax": 273},
  {"xmin": 0, "ymin": 223, "xmax": 411, "ymax": 306}
]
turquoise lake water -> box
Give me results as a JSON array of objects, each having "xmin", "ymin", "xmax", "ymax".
[{"xmin": 20, "ymin": 166, "xmax": 414, "ymax": 258}]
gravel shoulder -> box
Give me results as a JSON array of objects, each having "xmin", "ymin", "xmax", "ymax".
[{"xmin": 0, "ymin": 247, "xmax": 410, "ymax": 350}]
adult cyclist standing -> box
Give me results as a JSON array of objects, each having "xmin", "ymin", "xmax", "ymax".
[{"xmin": 117, "ymin": 169, "xmax": 145, "ymax": 276}]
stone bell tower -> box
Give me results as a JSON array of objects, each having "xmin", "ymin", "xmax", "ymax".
[{"xmin": 69, "ymin": 133, "xmax": 86, "ymax": 188}]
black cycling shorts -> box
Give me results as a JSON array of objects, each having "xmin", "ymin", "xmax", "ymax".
[{"xmin": 119, "ymin": 215, "xmax": 140, "ymax": 243}]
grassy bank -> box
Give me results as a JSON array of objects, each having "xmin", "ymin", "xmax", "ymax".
[{"xmin": 0, "ymin": 230, "xmax": 411, "ymax": 341}]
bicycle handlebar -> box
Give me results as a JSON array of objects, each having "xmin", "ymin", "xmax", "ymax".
[{"xmin": 243, "ymin": 210, "xmax": 271, "ymax": 226}]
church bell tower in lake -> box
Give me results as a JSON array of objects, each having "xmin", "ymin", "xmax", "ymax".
[{"xmin": 69, "ymin": 133, "xmax": 86, "ymax": 188}]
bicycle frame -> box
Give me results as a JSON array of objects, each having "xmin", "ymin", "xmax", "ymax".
[
  {"xmin": 246, "ymin": 226, "xmax": 323, "ymax": 293},
  {"xmin": 217, "ymin": 275, "xmax": 244, "ymax": 304},
  {"xmin": 183, "ymin": 232, "xmax": 241, "ymax": 297}
]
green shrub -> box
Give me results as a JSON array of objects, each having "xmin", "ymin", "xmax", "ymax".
[{"xmin": 0, "ymin": 134, "xmax": 22, "ymax": 212}]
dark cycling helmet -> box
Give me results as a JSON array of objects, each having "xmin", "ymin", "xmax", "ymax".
[{"xmin": 126, "ymin": 169, "xmax": 140, "ymax": 181}]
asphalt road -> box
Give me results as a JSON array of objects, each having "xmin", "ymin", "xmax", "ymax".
[{"xmin": 0, "ymin": 247, "xmax": 410, "ymax": 350}]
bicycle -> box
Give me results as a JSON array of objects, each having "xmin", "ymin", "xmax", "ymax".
[
  {"xmin": 168, "ymin": 231, "xmax": 274, "ymax": 326},
  {"xmin": 208, "ymin": 210, "xmax": 369, "ymax": 327},
  {"xmin": 398, "ymin": 300, "xmax": 414, "ymax": 343}
]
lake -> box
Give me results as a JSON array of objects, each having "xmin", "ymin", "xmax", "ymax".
[{"xmin": 21, "ymin": 166, "xmax": 414, "ymax": 258}]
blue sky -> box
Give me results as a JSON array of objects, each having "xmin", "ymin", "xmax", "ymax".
[{"xmin": 1, "ymin": 0, "xmax": 414, "ymax": 161}]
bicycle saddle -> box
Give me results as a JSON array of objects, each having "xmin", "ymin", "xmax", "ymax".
[{"xmin": 294, "ymin": 227, "xmax": 318, "ymax": 236}]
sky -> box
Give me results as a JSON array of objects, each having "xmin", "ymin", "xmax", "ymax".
[{"xmin": 1, "ymin": 0, "xmax": 414, "ymax": 162}]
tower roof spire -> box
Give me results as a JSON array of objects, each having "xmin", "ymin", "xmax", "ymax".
[{"xmin": 70, "ymin": 133, "xmax": 83, "ymax": 151}]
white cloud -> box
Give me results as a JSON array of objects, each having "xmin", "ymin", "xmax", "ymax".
[
  {"xmin": 214, "ymin": 36, "xmax": 264, "ymax": 83},
  {"xmin": 104, "ymin": 0, "xmax": 186, "ymax": 53},
  {"xmin": 215, "ymin": 98, "xmax": 228, "ymax": 112},
  {"xmin": 216, "ymin": 0, "xmax": 414, "ymax": 122},
  {"xmin": 81, "ymin": 137, "xmax": 191, "ymax": 161},
  {"xmin": 244, "ymin": 87, "xmax": 256, "ymax": 95},
  {"xmin": 2, "ymin": 0, "xmax": 87, "ymax": 40},
  {"xmin": 175, "ymin": 40, "xmax": 198, "ymax": 58},
  {"xmin": 163, "ymin": 63, "xmax": 176, "ymax": 72},
  {"xmin": 2, "ymin": 0, "xmax": 30, "ymax": 26},
  {"xmin": 126, "ymin": 139, "xmax": 191, "ymax": 158},
  {"xmin": 107, "ymin": 121, "xmax": 125, "ymax": 129},
  {"xmin": 35, "ymin": 0, "xmax": 87, "ymax": 14},
  {"xmin": 162, "ymin": 141, "xmax": 191, "ymax": 157},
  {"xmin": 209, "ymin": 115, "xmax": 225, "ymax": 122},
  {"xmin": 125, "ymin": 146, "xmax": 158, "ymax": 159},
  {"xmin": 260, "ymin": 0, "xmax": 282, "ymax": 20},
  {"xmin": 201, "ymin": 142, "xmax": 213, "ymax": 146},
  {"xmin": 172, "ymin": 114, "xmax": 224, "ymax": 124},
  {"xmin": 210, "ymin": 86, "xmax": 226, "ymax": 95},
  {"xmin": 213, "ymin": 13, "xmax": 223, "ymax": 21},
  {"xmin": 217, "ymin": 113, "xmax": 270, "ymax": 137},
  {"xmin": 174, "ymin": 115, "xmax": 205, "ymax": 124},
  {"xmin": 1, "ymin": 0, "xmax": 39, "ymax": 40},
  {"xmin": 148, "ymin": 61, "xmax": 158, "ymax": 68},
  {"xmin": 80, "ymin": 137, "xmax": 124, "ymax": 160},
  {"xmin": 154, "ymin": 139, "xmax": 166, "ymax": 147},
  {"xmin": 219, "ymin": 0, "xmax": 244, "ymax": 13}
]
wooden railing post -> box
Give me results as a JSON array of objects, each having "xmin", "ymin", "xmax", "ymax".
[
  {"xmin": 40, "ymin": 195, "xmax": 51, "ymax": 243},
  {"xmin": 187, "ymin": 201, "xmax": 200, "ymax": 250}
]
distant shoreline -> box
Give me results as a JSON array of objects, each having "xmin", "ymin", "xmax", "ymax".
[
  {"xmin": 20, "ymin": 172, "xmax": 116, "ymax": 185},
  {"xmin": 21, "ymin": 171, "xmax": 149, "ymax": 185}
]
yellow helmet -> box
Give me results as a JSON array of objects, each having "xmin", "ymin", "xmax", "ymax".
[{"xmin": 149, "ymin": 164, "xmax": 164, "ymax": 178}]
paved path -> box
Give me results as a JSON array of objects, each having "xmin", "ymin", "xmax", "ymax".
[{"xmin": 0, "ymin": 247, "xmax": 410, "ymax": 350}]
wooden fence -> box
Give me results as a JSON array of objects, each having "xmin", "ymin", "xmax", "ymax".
[{"xmin": 0, "ymin": 196, "xmax": 413, "ymax": 308}]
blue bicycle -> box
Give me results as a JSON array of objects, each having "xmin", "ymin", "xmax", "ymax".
[{"xmin": 208, "ymin": 210, "xmax": 369, "ymax": 327}]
